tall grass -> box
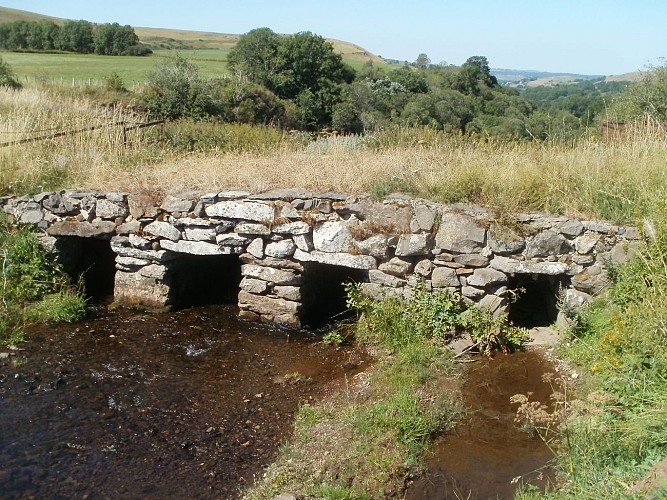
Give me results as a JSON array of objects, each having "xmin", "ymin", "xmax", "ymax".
[{"xmin": 2, "ymin": 86, "xmax": 667, "ymax": 223}]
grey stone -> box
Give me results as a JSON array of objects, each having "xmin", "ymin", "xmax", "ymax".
[
  {"xmin": 242, "ymin": 265, "xmax": 302, "ymax": 285},
  {"xmin": 558, "ymin": 219, "xmax": 584, "ymax": 237},
  {"xmin": 477, "ymin": 294, "xmax": 509, "ymax": 318},
  {"xmin": 47, "ymin": 220, "xmax": 116, "ymax": 238},
  {"xmin": 117, "ymin": 219, "xmax": 141, "ymax": 235},
  {"xmin": 453, "ymin": 254, "xmax": 489, "ymax": 267},
  {"xmin": 461, "ymin": 286, "xmax": 485, "ymax": 299},
  {"xmin": 273, "ymin": 286, "xmax": 301, "ymax": 301},
  {"xmin": 435, "ymin": 213, "xmax": 486, "ymax": 253},
  {"xmin": 313, "ymin": 221, "xmax": 353, "ymax": 253},
  {"xmin": 216, "ymin": 234, "xmax": 250, "ymax": 246},
  {"xmin": 562, "ymin": 288, "xmax": 591, "ymax": 310},
  {"xmin": 317, "ymin": 200, "xmax": 333, "ymax": 213},
  {"xmin": 294, "ymin": 249, "xmax": 377, "ymax": 270},
  {"xmin": 106, "ymin": 192, "xmax": 127, "ymax": 203},
  {"xmin": 395, "ymin": 234, "xmax": 432, "ymax": 256},
  {"xmin": 621, "ymin": 226, "xmax": 641, "ymax": 240},
  {"xmin": 273, "ymin": 221, "xmax": 310, "ymax": 235},
  {"xmin": 240, "ymin": 277, "xmax": 269, "ymax": 294},
  {"xmin": 265, "ymin": 240, "xmax": 296, "ymax": 258},
  {"xmin": 487, "ymin": 223, "xmax": 525, "ymax": 255},
  {"xmin": 584, "ymin": 221, "xmax": 619, "ymax": 234},
  {"xmin": 572, "ymin": 254, "xmax": 595, "ymax": 265},
  {"xmin": 217, "ymin": 190, "xmax": 252, "ymax": 199},
  {"xmin": 575, "ymin": 233, "xmax": 600, "ymax": 254},
  {"xmin": 235, "ymin": 223, "xmax": 271, "ymax": 235},
  {"xmin": 139, "ymin": 264, "xmax": 167, "ymax": 279},
  {"xmin": 145, "ymin": 221, "xmax": 181, "ymax": 241},
  {"xmin": 161, "ymin": 240, "xmax": 239, "ymax": 255},
  {"xmin": 414, "ymin": 259, "xmax": 434, "ymax": 277},
  {"xmin": 238, "ymin": 291, "xmax": 299, "ymax": 328},
  {"xmin": 247, "ymin": 238, "xmax": 264, "ymax": 259},
  {"xmin": 205, "ymin": 201, "xmax": 275, "ymax": 222},
  {"xmin": 466, "ymin": 268, "xmax": 507, "ymax": 288},
  {"xmin": 95, "ymin": 199, "xmax": 128, "ymax": 219},
  {"xmin": 128, "ymin": 233, "xmax": 152, "ymax": 250},
  {"xmin": 127, "ymin": 194, "xmax": 159, "ymax": 219},
  {"xmin": 174, "ymin": 217, "xmax": 215, "ymax": 228},
  {"xmin": 251, "ymin": 188, "xmax": 312, "ymax": 200},
  {"xmin": 526, "ymin": 230, "xmax": 572, "ymax": 258},
  {"xmin": 412, "ymin": 205, "xmax": 436, "ymax": 232},
  {"xmin": 369, "ymin": 270, "xmax": 406, "ymax": 287},
  {"xmin": 114, "ymin": 270, "xmax": 170, "ymax": 308},
  {"xmin": 279, "ymin": 204, "xmax": 300, "ymax": 219},
  {"xmin": 111, "ymin": 240, "xmax": 177, "ymax": 262},
  {"xmin": 116, "ymin": 256, "xmax": 149, "ymax": 268},
  {"xmin": 240, "ymin": 255, "xmax": 304, "ymax": 271},
  {"xmin": 359, "ymin": 282, "xmax": 403, "ymax": 301},
  {"xmin": 338, "ymin": 198, "xmax": 412, "ymax": 233},
  {"xmin": 184, "ymin": 227, "xmax": 216, "ymax": 242},
  {"xmin": 431, "ymin": 266, "xmax": 460, "ymax": 288},
  {"xmin": 18, "ymin": 204, "xmax": 44, "ymax": 224},
  {"xmin": 356, "ymin": 235, "xmax": 388, "ymax": 259},
  {"xmin": 378, "ymin": 257, "xmax": 413, "ymax": 276},
  {"xmin": 293, "ymin": 234, "xmax": 313, "ymax": 252},
  {"xmin": 161, "ymin": 195, "xmax": 195, "ymax": 213},
  {"xmin": 610, "ymin": 241, "xmax": 641, "ymax": 265},
  {"xmin": 571, "ymin": 268, "xmax": 608, "ymax": 295},
  {"xmin": 43, "ymin": 192, "xmax": 78, "ymax": 215},
  {"xmin": 490, "ymin": 256, "xmax": 570, "ymax": 276}
]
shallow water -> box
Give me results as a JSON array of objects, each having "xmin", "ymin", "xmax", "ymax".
[
  {"xmin": 406, "ymin": 350, "xmax": 557, "ymax": 499},
  {"xmin": 0, "ymin": 305, "xmax": 366, "ymax": 499}
]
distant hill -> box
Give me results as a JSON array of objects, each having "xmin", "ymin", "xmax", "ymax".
[
  {"xmin": 0, "ymin": 6, "xmax": 383, "ymax": 64},
  {"xmin": 492, "ymin": 67, "xmax": 640, "ymax": 88}
]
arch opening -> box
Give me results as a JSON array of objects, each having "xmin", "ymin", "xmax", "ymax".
[
  {"xmin": 54, "ymin": 237, "xmax": 116, "ymax": 303},
  {"xmin": 299, "ymin": 263, "xmax": 368, "ymax": 329},
  {"xmin": 508, "ymin": 274, "xmax": 570, "ymax": 328},
  {"xmin": 167, "ymin": 254, "xmax": 241, "ymax": 309}
]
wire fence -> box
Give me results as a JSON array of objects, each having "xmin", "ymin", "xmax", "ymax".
[{"xmin": 0, "ymin": 119, "xmax": 165, "ymax": 149}]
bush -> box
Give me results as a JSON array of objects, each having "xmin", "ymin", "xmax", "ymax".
[
  {"xmin": 0, "ymin": 56, "xmax": 21, "ymax": 89},
  {"xmin": 0, "ymin": 216, "xmax": 86, "ymax": 343}
]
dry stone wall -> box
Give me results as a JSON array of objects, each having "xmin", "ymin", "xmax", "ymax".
[{"xmin": 1, "ymin": 189, "xmax": 642, "ymax": 328}]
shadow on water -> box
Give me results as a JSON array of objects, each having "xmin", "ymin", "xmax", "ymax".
[
  {"xmin": 0, "ymin": 305, "xmax": 368, "ymax": 499},
  {"xmin": 406, "ymin": 350, "xmax": 557, "ymax": 500}
]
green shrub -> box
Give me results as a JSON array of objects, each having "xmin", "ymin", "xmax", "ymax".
[{"xmin": 0, "ymin": 216, "xmax": 86, "ymax": 342}]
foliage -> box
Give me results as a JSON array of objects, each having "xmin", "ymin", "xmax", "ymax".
[
  {"xmin": 541, "ymin": 207, "xmax": 667, "ymax": 497},
  {"xmin": 143, "ymin": 55, "xmax": 223, "ymax": 119},
  {"xmin": 616, "ymin": 63, "xmax": 667, "ymax": 123},
  {"xmin": 0, "ymin": 19, "xmax": 149, "ymax": 56},
  {"xmin": 463, "ymin": 307, "xmax": 530, "ymax": 356},
  {"xmin": 0, "ymin": 56, "xmax": 21, "ymax": 89},
  {"xmin": 0, "ymin": 215, "xmax": 86, "ymax": 343}
]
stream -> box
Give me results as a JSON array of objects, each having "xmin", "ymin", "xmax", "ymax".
[{"xmin": 0, "ymin": 305, "xmax": 366, "ymax": 499}]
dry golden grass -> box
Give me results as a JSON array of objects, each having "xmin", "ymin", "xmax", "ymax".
[{"xmin": 2, "ymin": 86, "xmax": 666, "ymax": 223}]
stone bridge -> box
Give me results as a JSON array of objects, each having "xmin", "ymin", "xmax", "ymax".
[{"xmin": 1, "ymin": 189, "xmax": 641, "ymax": 329}]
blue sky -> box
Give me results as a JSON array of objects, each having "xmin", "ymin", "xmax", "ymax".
[{"xmin": 1, "ymin": 0, "xmax": 665, "ymax": 75}]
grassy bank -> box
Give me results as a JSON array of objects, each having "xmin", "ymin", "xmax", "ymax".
[
  {"xmin": 2, "ymin": 86, "xmax": 666, "ymax": 223},
  {"xmin": 0, "ymin": 214, "xmax": 86, "ymax": 343}
]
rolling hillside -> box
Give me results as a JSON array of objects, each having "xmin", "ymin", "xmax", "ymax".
[{"xmin": 0, "ymin": 6, "xmax": 383, "ymax": 64}]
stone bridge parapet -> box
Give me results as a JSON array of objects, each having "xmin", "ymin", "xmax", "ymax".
[{"xmin": 1, "ymin": 189, "xmax": 642, "ymax": 328}]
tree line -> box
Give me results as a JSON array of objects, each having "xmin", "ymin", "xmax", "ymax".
[{"xmin": 0, "ymin": 19, "xmax": 151, "ymax": 56}]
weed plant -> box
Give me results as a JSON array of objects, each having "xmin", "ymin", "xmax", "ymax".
[{"xmin": 0, "ymin": 214, "xmax": 86, "ymax": 343}]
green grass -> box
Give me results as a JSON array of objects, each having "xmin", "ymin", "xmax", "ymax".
[{"xmin": 0, "ymin": 214, "xmax": 87, "ymax": 343}]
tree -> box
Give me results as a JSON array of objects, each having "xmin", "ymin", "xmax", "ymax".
[
  {"xmin": 93, "ymin": 23, "xmax": 144, "ymax": 55},
  {"xmin": 227, "ymin": 27, "xmax": 281, "ymax": 89},
  {"xmin": 456, "ymin": 55, "xmax": 498, "ymax": 95},
  {"xmin": 143, "ymin": 55, "xmax": 222, "ymax": 119},
  {"xmin": 58, "ymin": 20, "xmax": 94, "ymax": 53},
  {"xmin": 414, "ymin": 53, "xmax": 431, "ymax": 69}
]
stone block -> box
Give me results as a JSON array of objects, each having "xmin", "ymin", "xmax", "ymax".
[
  {"xmin": 47, "ymin": 220, "xmax": 116, "ymax": 238},
  {"xmin": 466, "ymin": 268, "xmax": 508, "ymax": 288},
  {"xmin": 242, "ymin": 265, "xmax": 302, "ymax": 285},
  {"xmin": 240, "ymin": 277, "xmax": 269, "ymax": 294},
  {"xmin": 235, "ymin": 223, "xmax": 271, "ymax": 235},
  {"xmin": 313, "ymin": 221, "xmax": 353, "ymax": 253},
  {"xmin": 160, "ymin": 195, "xmax": 195, "ymax": 213},
  {"xmin": 145, "ymin": 221, "xmax": 181, "ymax": 241},
  {"xmin": 431, "ymin": 266, "xmax": 460, "ymax": 288},
  {"xmin": 95, "ymin": 199, "xmax": 128, "ymax": 219},
  {"xmin": 247, "ymin": 238, "xmax": 264, "ymax": 259},
  {"xmin": 435, "ymin": 213, "xmax": 486, "ymax": 253},
  {"xmin": 273, "ymin": 286, "xmax": 301, "ymax": 301},
  {"xmin": 161, "ymin": 240, "xmax": 239, "ymax": 255},
  {"xmin": 265, "ymin": 240, "xmax": 296, "ymax": 258},
  {"xmin": 526, "ymin": 230, "xmax": 572, "ymax": 258},
  {"xmin": 490, "ymin": 255, "xmax": 570, "ymax": 275},
  {"xmin": 575, "ymin": 233, "xmax": 601, "ymax": 254},
  {"xmin": 294, "ymin": 249, "xmax": 377, "ymax": 270},
  {"xmin": 378, "ymin": 257, "xmax": 413, "ymax": 276},
  {"xmin": 368, "ymin": 270, "xmax": 406, "ymax": 287},
  {"xmin": 184, "ymin": 227, "xmax": 216, "ymax": 242},
  {"xmin": 356, "ymin": 235, "xmax": 388, "ymax": 259},
  {"xmin": 273, "ymin": 221, "xmax": 310, "ymax": 235},
  {"xmin": 205, "ymin": 200, "xmax": 275, "ymax": 222},
  {"xmin": 395, "ymin": 234, "xmax": 432, "ymax": 256}
]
